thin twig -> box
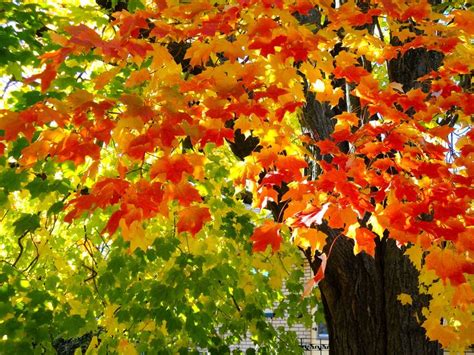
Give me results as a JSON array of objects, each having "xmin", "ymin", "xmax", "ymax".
[
  {"xmin": 12, "ymin": 231, "xmax": 28, "ymax": 267},
  {"xmin": 23, "ymin": 234, "xmax": 40, "ymax": 273},
  {"xmin": 0, "ymin": 210, "xmax": 9, "ymax": 222},
  {"xmin": 230, "ymin": 293, "xmax": 241, "ymax": 313},
  {"xmin": 374, "ymin": 17, "xmax": 385, "ymax": 43},
  {"xmin": 278, "ymin": 252, "xmax": 291, "ymax": 276}
]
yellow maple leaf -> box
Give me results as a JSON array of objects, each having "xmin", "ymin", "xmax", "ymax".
[
  {"xmin": 119, "ymin": 219, "xmax": 152, "ymax": 252},
  {"xmin": 423, "ymin": 318, "xmax": 458, "ymax": 349},
  {"xmin": 397, "ymin": 293, "xmax": 413, "ymax": 305},
  {"xmin": 86, "ymin": 335, "xmax": 99, "ymax": 353},
  {"xmin": 368, "ymin": 214, "xmax": 385, "ymax": 237},
  {"xmin": 293, "ymin": 228, "xmax": 327, "ymax": 254},
  {"xmin": 118, "ymin": 339, "xmax": 138, "ymax": 355},
  {"xmin": 151, "ymin": 44, "xmax": 175, "ymax": 69},
  {"xmin": 102, "ymin": 304, "xmax": 119, "ymax": 335},
  {"xmin": 300, "ymin": 62, "xmax": 322, "ymax": 83},
  {"xmin": 405, "ymin": 244, "xmax": 423, "ymax": 271}
]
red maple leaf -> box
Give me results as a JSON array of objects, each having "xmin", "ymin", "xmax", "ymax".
[
  {"xmin": 103, "ymin": 207, "xmax": 128, "ymax": 236},
  {"xmin": 289, "ymin": 0, "xmax": 316, "ymax": 15},
  {"xmin": 248, "ymin": 35, "xmax": 287, "ymax": 57},
  {"xmin": 275, "ymin": 101, "xmax": 303, "ymax": 121},
  {"xmin": 125, "ymin": 135, "xmax": 154, "ymax": 160},
  {"xmin": 199, "ymin": 127, "xmax": 234, "ymax": 147}
]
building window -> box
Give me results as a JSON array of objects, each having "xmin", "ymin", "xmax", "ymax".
[{"xmin": 317, "ymin": 322, "xmax": 329, "ymax": 339}]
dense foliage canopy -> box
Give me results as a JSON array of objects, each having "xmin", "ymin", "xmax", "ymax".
[{"xmin": 0, "ymin": 0, "xmax": 472, "ymax": 353}]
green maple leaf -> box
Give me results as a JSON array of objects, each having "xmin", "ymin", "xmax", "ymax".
[
  {"xmin": 25, "ymin": 177, "xmax": 48, "ymax": 199},
  {"xmin": 0, "ymin": 169, "xmax": 28, "ymax": 192},
  {"xmin": 13, "ymin": 213, "xmax": 40, "ymax": 235}
]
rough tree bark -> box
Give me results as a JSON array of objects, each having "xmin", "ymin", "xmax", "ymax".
[{"xmin": 299, "ymin": 46, "xmax": 444, "ymax": 355}]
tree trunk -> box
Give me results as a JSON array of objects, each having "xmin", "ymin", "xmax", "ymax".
[
  {"xmin": 301, "ymin": 45, "xmax": 444, "ymax": 354},
  {"xmin": 316, "ymin": 235, "xmax": 441, "ymax": 355}
]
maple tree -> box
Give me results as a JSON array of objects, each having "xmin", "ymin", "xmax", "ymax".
[{"xmin": 0, "ymin": 0, "xmax": 473, "ymax": 353}]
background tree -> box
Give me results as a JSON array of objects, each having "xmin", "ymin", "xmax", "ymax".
[{"xmin": 0, "ymin": 0, "xmax": 472, "ymax": 354}]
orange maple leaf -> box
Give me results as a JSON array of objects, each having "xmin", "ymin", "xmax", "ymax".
[
  {"xmin": 425, "ymin": 248, "xmax": 471, "ymax": 286},
  {"xmin": 24, "ymin": 62, "xmax": 59, "ymax": 93},
  {"xmin": 65, "ymin": 24, "xmax": 103, "ymax": 48},
  {"xmin": 54, "ymin": 134, "xmax": 101, "ymax": 165},
  {"xmin": 452, "ymin": 9, "xmax": 474, "ymax": 35},
  {"xmin": 452, "ymin": 283, "xmax": 474, "ymax": 311},
  {"xmin": 250, "ymin": 220, "xmax": 283, "ymax": 253},
  {"xmin": 94, "ymin": 67, "xmax": 121, "ymax": 90},
  {"xmin": 185, "ymin": 41, "xmax": 213, "ymax": 67},
  {"xmin": 248, "ymin": 17, "xmax": 279, "ymax": 38},
  {"xmin": 165, "ymin": 180, "xmax": 202, "ymax": 207},
  {"xmin": 150, "ymin": 155, "xmax": 194, "ymax": 183},
  {"xmin": 333, "ymin": 65, "xmax": 370, "ymax": 83},
  {"xmin": 354, "ymin": 228, "xmax": 376, "ymax": 257},
  {"xmin": 125, "ymin": 68, "xmax": 151, "ymax": 88},
  {"xmin": 326, "ymin": 205, "xmax": 358, "ymax": 232},
  {"xmin": 177, "ymin": 206, "xmax": 211, "ymax": 237}
]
